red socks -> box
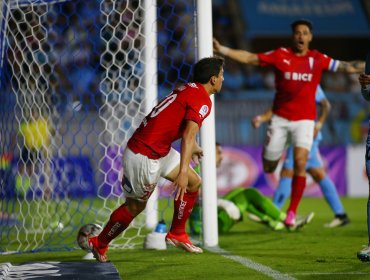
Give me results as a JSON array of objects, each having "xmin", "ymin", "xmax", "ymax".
[
  {"xmin": 97, "ymin": 190, "xmax": 199, "ymax": 246},
  {"xmin": 170, "ymin": 190, "xmax": 199, "ymax": 235},
  {"xmin": 287, "ymin": 175, "xmax": 306, "ymax": 214},
  {"xmin": 98, "ymin": 205, "xmax": 134, "ymax": 248}
]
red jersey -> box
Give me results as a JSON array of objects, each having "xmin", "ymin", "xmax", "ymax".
[
  {"xmin": 258, "ymin": 48, "xmax": 339, "ymax": 120},
  {"xmin": 127, "ymin": 83, "xmax": 212, "ymax": 159}
]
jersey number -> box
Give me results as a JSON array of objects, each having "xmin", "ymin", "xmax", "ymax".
[{"xmin": 150, "ymin": 94, "xmax": 177, "ymax": 118}]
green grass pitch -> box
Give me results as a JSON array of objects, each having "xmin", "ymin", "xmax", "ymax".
[{"xmin": 1, "ymin": 197, "xmax": 370, "ymax": 279}]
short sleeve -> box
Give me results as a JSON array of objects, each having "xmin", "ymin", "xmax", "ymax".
[
  {"xmin": 184, "ymin": 90, "xmax": 211, "ymax": 127},
  {"xmin": 258, "ymin": 49, "xmax": 279, "ymax": 67}
]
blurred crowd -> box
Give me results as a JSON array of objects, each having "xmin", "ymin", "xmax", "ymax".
[{"xmin": 1, "ymin": 0, "xmax": 368, "ymax": 146}]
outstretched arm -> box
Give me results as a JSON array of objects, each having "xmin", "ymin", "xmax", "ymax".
[
  {"xmin": 213, "ymin": 38, "xmax": 260, "ymax": 66},
  {"xmin": 337, "ymin": 60, "xmax": 365, "ymax": 74},
  {"xmin": 251, "ymin": 109, "xmax": 273, "ymax": 128},
  {"xmin": 172, "ymin": 120, "xmax": 199, "ymax": 201}
]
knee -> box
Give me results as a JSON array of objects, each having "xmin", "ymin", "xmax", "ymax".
[
  {"xmin": 264, "ymin": 166, "xmax": 275, "ymax": 173},
  {"xmin": 123, "ymin": 199, "xmax": 146, "ymax": 217},
  {"xmin": 263, "ymin": 158, "xmax": 279, "ymax": 173},
  {"xmin": 263, "ymin": 162, "xmax": 278, "ymax": 173},
  {"xmin": 294, "ymin": 158, "xmax": 306, "ymax": 172},
  {"xmin": 188, "ymin": 175, "xmax": 202, "ymax": 192},
  {"xmin": 308, "ymin": 168, "xmax": 325, "ymax": 182}
]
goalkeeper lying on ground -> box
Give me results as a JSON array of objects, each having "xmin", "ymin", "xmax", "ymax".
[{"xmin": 189, "ymin": 143, "xmax": 314, "ymax": 234}]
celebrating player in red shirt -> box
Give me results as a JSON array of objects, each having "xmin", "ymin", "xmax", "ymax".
[
  {"xmin": 86, "ymin": 57, "xmax": 225, "ymax": 262},
  {"xmin": 214, "ymin": 19, "xmax": 364, "ymax": 228}
]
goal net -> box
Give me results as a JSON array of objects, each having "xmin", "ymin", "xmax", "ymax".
[{"xmin": 0, "ymin": 0, "xmax": 200, "ymax": 253}]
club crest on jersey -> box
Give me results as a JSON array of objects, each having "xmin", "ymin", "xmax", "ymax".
[{"xmin": 199, "ymin": 105, "xmax": 209, "ymax": 118}]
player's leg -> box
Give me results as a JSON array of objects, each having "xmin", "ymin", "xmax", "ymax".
[
  {"xmin": 262, "ymin": 115, "xmax": 289, "ymax": 173},
  {"xmin": 272, "ymin": 146, "xmax": 294, "ymax": 209},
  {"xmin": 188, "ymin": 165, "xmax": 202, "ymax": 235},
  {"xmin": 97, "ymin": 195, "xmax": 147, "ymax": 246},
  {"xmin": 164, "ymin": 148, "xmax": 201, "ymax": 235},
  {"xmin": 189, "ymin": 203, "xmax": 202, "ymax": 235},
  {"xmin": 216, "ymin": 188, "xmax": 247, "ymax": 233},
  {"xmin": 244, "ymin": 188, "xmax": 285, "ymax": 221},
  {"xmin": 244, "ymin": 188, "xmax": 286, "ymax": 230},
  {"xmin": 217, "ymin": 207, "xmax": 238, "ymax": 234},
  {"xmin": 310, "ymin": 167, "xmax": 349, "ymax": 227},
  {"xmin": 89, "ymin": 148, "xmax": 157, "ymax": 262},
  {"xmin": 222, "ymin": 187, "xmax": 284, "ymax": 230},
  {"xmin": 285, "ymin": 120, "xmax": 314, "ymax": 227},
  {"xmin": 165, "ymin": 166, "xmax": 200, "ymax": 234},
  {"xmin": 163, "ymin": 148, "xmax": 203, "ymax": 253},
  {"xmin": 273, "ymin": 170, "xmax": 293, "ymax": 209},
  {"xmin": 285, "ymin": 146, "xmax": 309, "ymax": 226},
  {"xmin": 89, "ymin": 196, "xmax": 146, "ymax": 262},
  {"xmin": 223, "ymin": 187, "xmax": 250, "ymax": 213},
  {"xmin": 357, "ymin": 139, "xmax": 370, "ymax": 261},
  {"xmin": 307, "ymin": 140, "xmax": 349, "ymax": 227}
]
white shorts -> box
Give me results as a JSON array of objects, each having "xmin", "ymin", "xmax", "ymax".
[
  {"xmin": 121, "ymin": 147, "xmax": 180, "ymax": 201},
  {"xmin": 263, "ymin": 114, "xmax": 315, "ymax": 161}
]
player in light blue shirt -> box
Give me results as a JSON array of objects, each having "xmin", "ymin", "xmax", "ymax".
[
  {"xmin": 252, "ymin": 85, "xmax": 349, "ymax": 228},
  {"xmin": 357, "ymin": 73, "xmax": 370, "ymax": 262}
]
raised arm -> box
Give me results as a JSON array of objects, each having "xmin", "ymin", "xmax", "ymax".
[
  {"xmin": 213, "ymin": 38, "xmax": 260, "ymax": 66},
  {"xmin": 337, "ymin": 60, "xmax": 365, "ymax": 74}
]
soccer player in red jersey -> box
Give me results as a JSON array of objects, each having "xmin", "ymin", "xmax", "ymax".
[
  {"xmin": 87, "ymin": 57, "xmax": 225, "ymax": 262},
  {"xmin": 214, "ymin": 19, "xmax": 364, "ymax": 228}
]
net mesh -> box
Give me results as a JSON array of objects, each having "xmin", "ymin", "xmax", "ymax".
[{"xmin": 0, "ymin": 0, "xmax": 197, "ymax": 253}]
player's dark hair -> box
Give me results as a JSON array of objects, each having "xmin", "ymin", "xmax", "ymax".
[
  {"xmin": 193, "ymin": 56, "xmax": 224, "ymax": 84},
  {"xmin": 291, "ymin": 19, "xmax": 313, "ymax": 32}
]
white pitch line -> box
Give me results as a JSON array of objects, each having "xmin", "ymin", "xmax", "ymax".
[
  {"xmin": 292, "ymin": 272, "xmax": 370, "ymax": 275},
  {"xmin": 206, "ymin": 246, "xmax": 296, "ymax": 280}
]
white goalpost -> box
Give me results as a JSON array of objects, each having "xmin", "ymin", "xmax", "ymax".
[
  {"xmin": 143, "ymin": 0, "xmax": 159, "ymax": 231},
  {"xmin": 0, "ymin": 0, "xmax": 218, "ymax": 253},
  {"xmin": 197, "ymin": 0, "xmax": 218, "ymax": 248}
]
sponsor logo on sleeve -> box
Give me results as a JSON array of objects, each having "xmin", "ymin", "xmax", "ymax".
[{"xmin": 199, "ymin": 105, "xmax": 209, "ymax": 118}]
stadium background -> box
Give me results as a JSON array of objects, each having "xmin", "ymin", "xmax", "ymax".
[
  {"xmin": 1, "ymin": 0, "xmax": 370, "ymax": 202},
  {"xmin": 2, "ymin": 2, "xmax": 370, "ymax": 279}
]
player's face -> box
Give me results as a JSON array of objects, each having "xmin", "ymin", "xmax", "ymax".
[
  {"xmin": 292, "ymin": 24, "xmax": 312, "ymax": 54},
  {"xmin": 214, "ymin": 67, "xmax": 224, "ymax": 93},
  {"xmin": 215, "ymin": 145, "xmax": 223, "ymax": 168}
]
